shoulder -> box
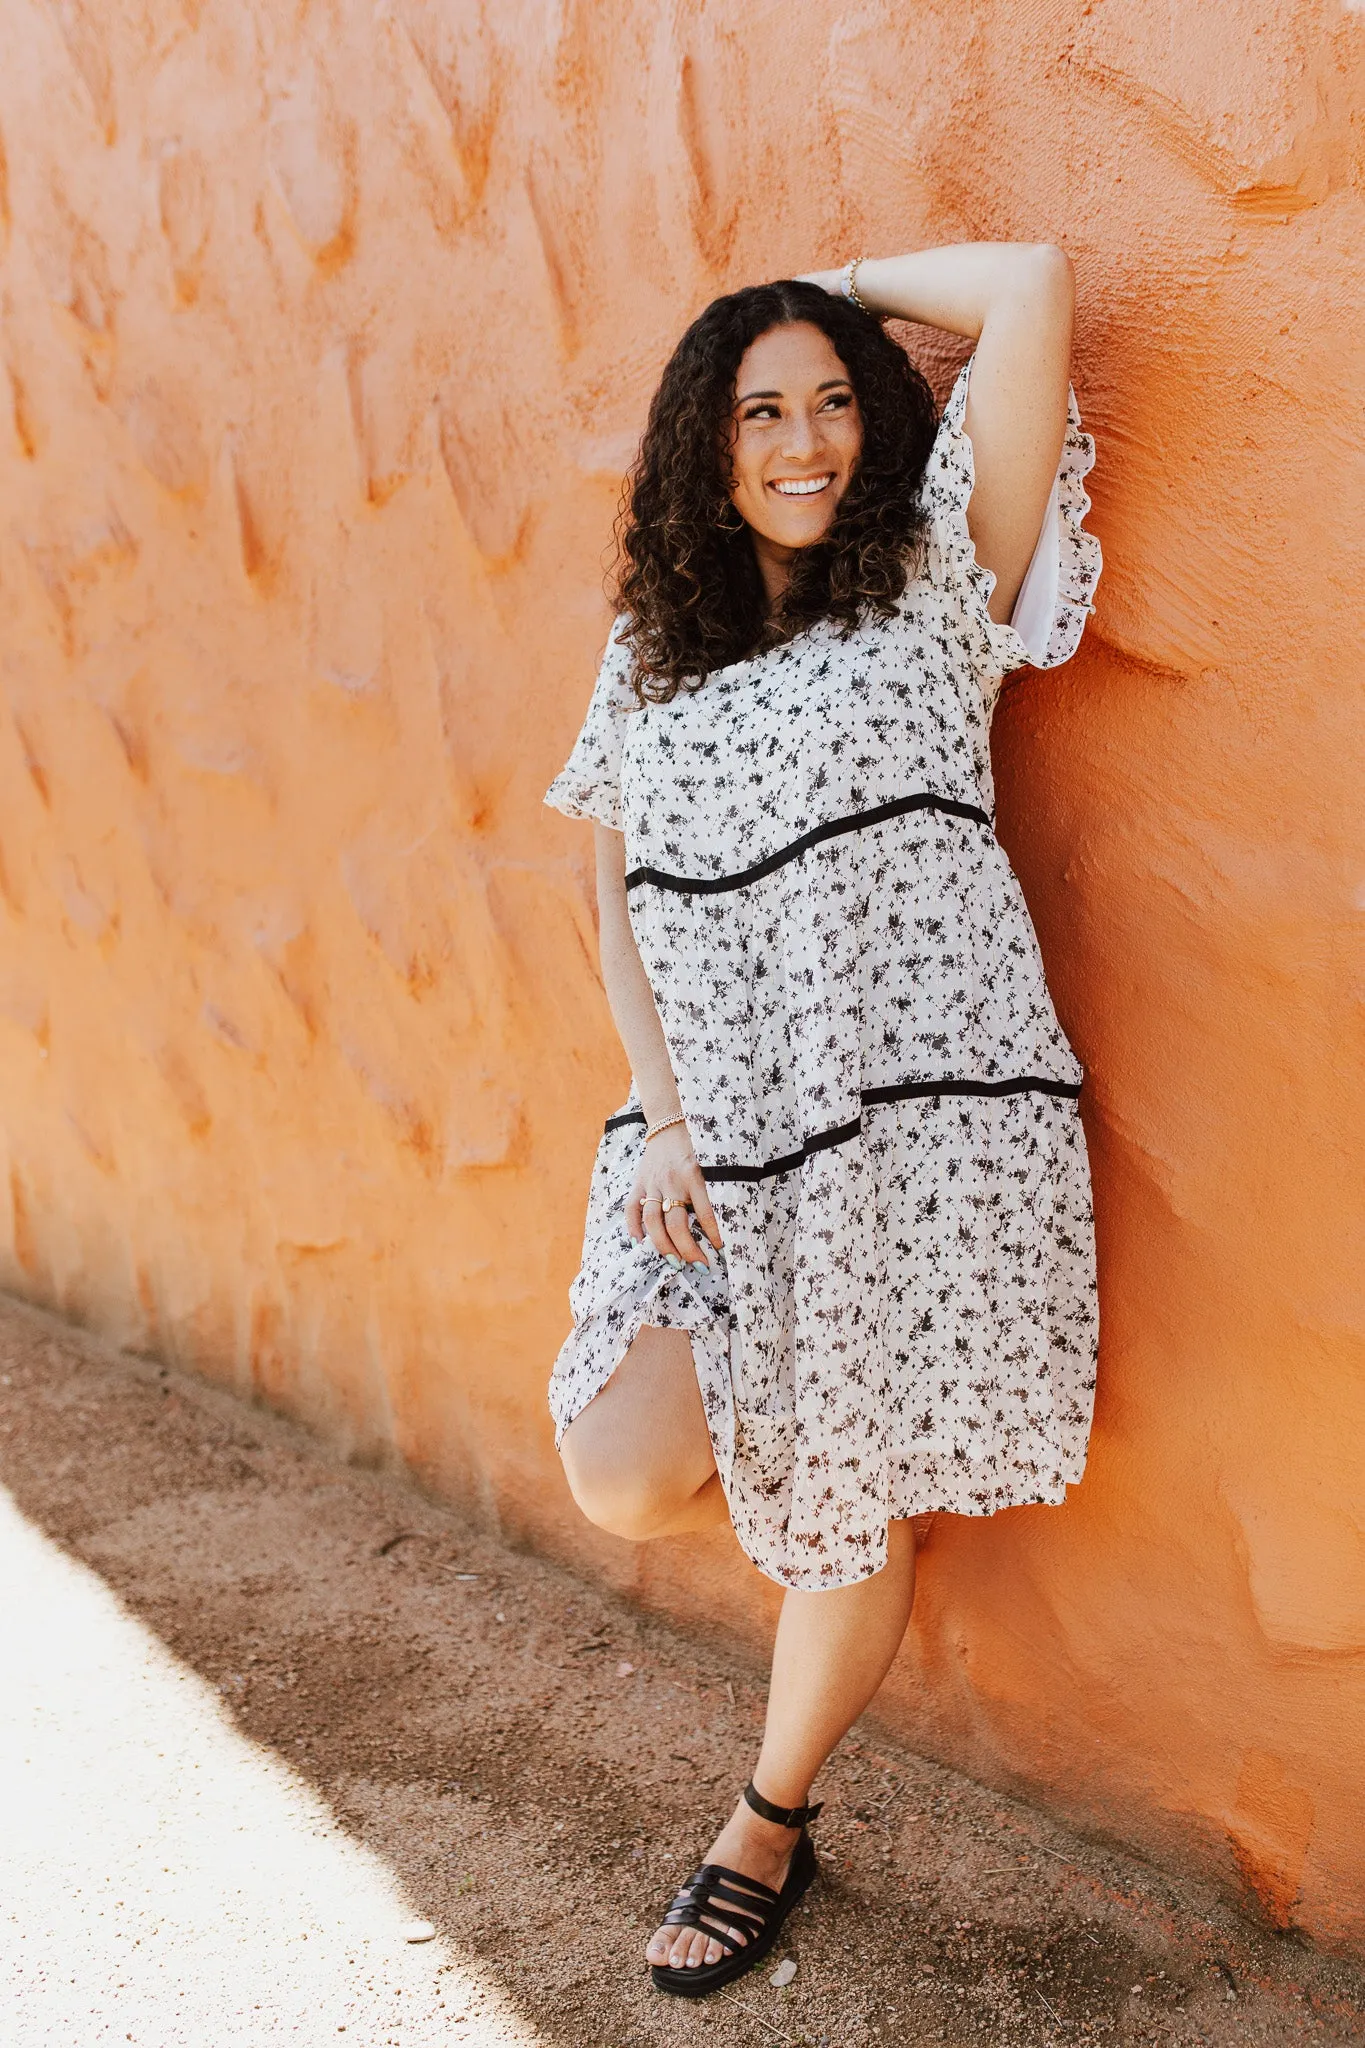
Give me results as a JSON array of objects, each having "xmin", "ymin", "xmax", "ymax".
[{"xmin": 596, "ymin": 614, "xmax": 642, "ymax": 696}]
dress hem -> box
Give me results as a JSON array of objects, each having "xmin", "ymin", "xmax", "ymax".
[{"xmin": 551, "ymin": 1304, "xmax": 1092, "ymax": 1593}]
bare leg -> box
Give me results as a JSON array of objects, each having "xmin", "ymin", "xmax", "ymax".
[
  {"xmin": 647, "ymin": 1519, "xmax": 918, "ymax": 1972},
  {"xmin": 561, "ymin": 1336, "xmax": 918, "ymax": 1974},
  {"xmin": 753, "ymin": 1517, "xmax": 919, "ymax": 1807},
  {"xmin": 560, "ymin": 1326, "xmax": 728, "ymax": 1539}
]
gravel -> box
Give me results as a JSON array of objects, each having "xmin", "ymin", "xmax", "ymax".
[{"xmin": 2, "ymin": 1293, "xmax": 1362, "ymax": 2048}]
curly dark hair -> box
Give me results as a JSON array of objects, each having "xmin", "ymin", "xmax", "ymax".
[{"xmin": 612, "ymin": 279, "xmax": 938, "ymax": 703}]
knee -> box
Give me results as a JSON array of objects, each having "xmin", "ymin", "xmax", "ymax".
[{"xmin": 561, "ymin": 1436, "xmax": 668, "ymax": 1542}]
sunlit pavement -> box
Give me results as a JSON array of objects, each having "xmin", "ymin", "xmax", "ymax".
[{"xmin": 1, "ymin": 1486, "xmax": 542, "ymax": 2048}]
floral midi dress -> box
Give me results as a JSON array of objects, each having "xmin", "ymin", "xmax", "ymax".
[{"xmin": 545, "ymin": 358, "xmax": 1103, "ymax": 1590}]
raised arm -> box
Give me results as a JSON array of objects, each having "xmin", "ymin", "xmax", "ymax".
[{"xmin": 801, "ymin": 243, "xmax": 1075, "ymax": 621}]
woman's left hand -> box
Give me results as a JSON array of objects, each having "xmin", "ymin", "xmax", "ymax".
[{"xmin": 795, "ymin": 267, "xmax": 844, "ymax": 294}]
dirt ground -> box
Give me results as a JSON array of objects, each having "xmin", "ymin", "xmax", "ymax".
[{"xmin": 2, "ymin": 1295, "xmax": 1362, "ymax": 2048}]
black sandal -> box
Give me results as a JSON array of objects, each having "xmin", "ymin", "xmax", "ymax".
[{"xmin": 649, "ymin": 1780, "xmax": 823, "ymax": 1999}]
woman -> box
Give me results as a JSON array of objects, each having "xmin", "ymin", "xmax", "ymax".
[{"xmin": 544, "ymin": 244, "xmax": 1102, "ymax": 1997}]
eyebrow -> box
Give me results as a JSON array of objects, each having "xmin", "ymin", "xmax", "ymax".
[{"xmin": 736, "ymin": 378, "xmax": 852, "ymax": 404}]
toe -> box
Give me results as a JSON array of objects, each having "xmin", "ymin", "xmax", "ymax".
[{"xmin": 645, "ymin": 1926, "xmax": 672, "ymax": 1965}]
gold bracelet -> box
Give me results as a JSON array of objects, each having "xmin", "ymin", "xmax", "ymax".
[
  {"xmin": 644, "ymin": 1112, "xmax": 687, "ymax": 1143},
  {"xmin": 843, "ymin": 254, "xmax": 871, "ymax": 315}
]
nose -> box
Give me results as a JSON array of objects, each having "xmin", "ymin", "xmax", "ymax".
[{"xmin": 779, "ymin": 409, "xmax": 821, "ymax": 464}]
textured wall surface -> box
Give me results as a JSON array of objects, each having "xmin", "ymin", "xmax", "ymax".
[{"xmin": 1, "ymin": 0, "xmax": 1363, "ymax": 1949}]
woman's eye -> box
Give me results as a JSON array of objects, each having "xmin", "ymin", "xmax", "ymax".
[
  {"xmin": 741, "ymin": 404, "xmax": 779, "ymax": 422},
  {"xmin": 822, "ymin": 391, "xmax": 853, "ymax": 412}
]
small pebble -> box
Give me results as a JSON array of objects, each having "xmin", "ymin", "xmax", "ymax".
[
  {"xmin": 495, "ymin": 1611, "xmax": 506, "ymax": 1623},
  {"xmin": 617, "ymin": 1660, "xmax": 635, "ymax": 1677},
  {"xmin": 403, "ymin": 1920, "xmax": 437, "ymax": 1944},
  {"xmin": 771, "ymin": 1957, "xmax": 798, "ymax": 1988}
]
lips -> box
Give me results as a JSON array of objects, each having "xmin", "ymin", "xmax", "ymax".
[{"xmin": 769, "ymin": 473, "xmax": 835, "ymax": 497}]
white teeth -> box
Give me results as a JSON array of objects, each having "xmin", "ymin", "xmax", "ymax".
[{"xmin": 771, "ymin": 475, "xmax": 832, "ymax": 496}]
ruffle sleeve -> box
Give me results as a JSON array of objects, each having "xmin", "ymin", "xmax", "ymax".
[
  {"xmin": 544, "ymin": 614, "xmax": 639, "ymax": 830},
  {"xmin": 922, "ymin": 354, "xmax": 1102, "ymax": 679}
]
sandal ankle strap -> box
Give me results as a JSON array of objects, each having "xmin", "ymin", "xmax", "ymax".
[{"xmin": 743, "ymin": 1779, "xmax": 824, "ymax": 1830}]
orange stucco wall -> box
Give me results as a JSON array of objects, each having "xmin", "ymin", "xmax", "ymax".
[{"xmin": 2, "ymin": 0, "xmax": 1362, "ymax": 1950}]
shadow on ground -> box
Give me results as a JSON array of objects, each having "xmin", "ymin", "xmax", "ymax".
[{"xmin": 2, "ymin": 1294, "xmax": 1361, "ymax": 2047}]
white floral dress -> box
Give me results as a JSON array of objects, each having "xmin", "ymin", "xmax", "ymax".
[{"xmin": 545, "ymin": 359, "xmax": 1103, "ymax": 1590}]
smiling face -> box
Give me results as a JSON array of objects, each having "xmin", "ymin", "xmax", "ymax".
[{"xmin": 725, "ymin": 320, "xmax": 864, "ymax": 598}]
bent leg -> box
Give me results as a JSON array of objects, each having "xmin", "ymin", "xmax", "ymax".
[
  {"xmin": 560, "ymin": 1325, "xmax": 727, "ymax": 1540},
  {"xmin": 648, "ymin": 1520, "xmax": 918, "ymax": 1971}
]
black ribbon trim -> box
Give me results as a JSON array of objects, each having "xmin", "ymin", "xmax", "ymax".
[
  {"xmin": 624, "ymin": 791, "xmax": 992, "ymax": 896},
  {"xmin": 602, "ymin": 1074, "xmax": 1082, "ymax": 1182}
]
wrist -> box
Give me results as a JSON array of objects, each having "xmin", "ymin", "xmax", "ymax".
[
  {"xmin": 644, "ymin": 1110, "xmax": 689, "ymax": 1145},
  {"xmin": 842, "ymin": 254, "xmax": 874, "ymax": 315},
  {"xmin": 638, "ymin": 1086, "xmax": 683, "ymax": 1129}
]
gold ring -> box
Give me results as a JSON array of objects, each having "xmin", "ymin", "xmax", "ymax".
[{"xmin": 661, "ymin": 1197, "xmax": 687, "ymax": 1214}]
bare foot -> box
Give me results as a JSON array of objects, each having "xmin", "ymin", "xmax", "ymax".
[{"xmin": 645, "ymin": 1796, "xmax": 802, "ymax": 1973}]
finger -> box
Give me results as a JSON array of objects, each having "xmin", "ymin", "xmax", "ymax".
[
  {"xmin": 687, "ymin": 1173, "xmax": 723, "ymax": 1250},
  {"xmin": 641, "ymin": 1199, "xmax": 675, "ymax": 1262},
  {"xmin": 664, "ymin": 1202, "xmax": 706, "ymax": 1265}
]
